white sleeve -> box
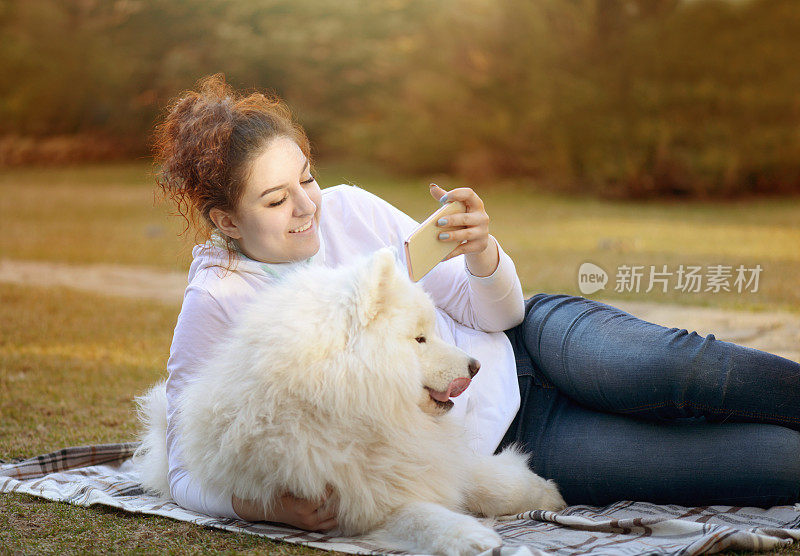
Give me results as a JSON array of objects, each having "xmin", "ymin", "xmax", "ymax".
[
  {"xmin": 164, "ymin": 287, "xmax": 239, "ymax": 519},
  {"xmin": 349, "ymin": 186, "xmax": 525, "ymax": 332},
  {"xmin": 417, "ymin": 236, "xmax": 524, "ymax": 332}
]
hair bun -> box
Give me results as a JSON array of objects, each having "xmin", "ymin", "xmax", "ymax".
[{"xmin": 152, "ymin": 73, "xmax": 312, "ymax": 253}]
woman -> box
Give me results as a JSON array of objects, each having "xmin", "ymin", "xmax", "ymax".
[{"xmin": 153, "ymin": 74, "xmax": 800, "ymax": 532}]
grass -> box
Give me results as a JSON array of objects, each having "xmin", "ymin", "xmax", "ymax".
[
  {"xmin": 2, "ymin": 159, "xmax": 799, "ymax": 312},
  {"xmin": 0, "ymin": 282, "xmax": 346, "ymax": 554},
  {"xmin": 1, "ymin": 493, "xmax": 318, "ymax": 555},
  {"xmin": 0, "ymin": 283, "xmax": 170, "ymax": 456},
  {"xmin": 1, "ymin": 160, "xmax": 799, "ymax": 554}
]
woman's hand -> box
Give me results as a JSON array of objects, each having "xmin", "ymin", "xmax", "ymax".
[
  {"xmin": 232, "ymin": 487, "xmax": 338, "ymax": 532},
  {"xmin": 429, "ymin": 183, "xmax": 499, "ymax": 277}
]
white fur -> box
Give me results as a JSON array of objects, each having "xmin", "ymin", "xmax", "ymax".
[
  {"xmin": 134, "ymin": 248, "xmax": 565, "ymax": 555},
  {"xmin": 132, "ymin": 381, "xmax": 170, "ymax": 497}
]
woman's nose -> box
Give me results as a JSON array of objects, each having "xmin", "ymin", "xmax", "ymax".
[{"xmin": 292, "ymin": 186, "xmax": 316, "ymax": 216}]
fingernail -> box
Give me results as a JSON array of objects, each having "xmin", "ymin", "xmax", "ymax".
[
  {"xmin": 439, "ymin": 232, "xmax": 449, "ymax": 240},
  {"xmin": 429, "ymin": 182, "xmax": 437, "ymax": 188},
  {"xmin": 439, "ymin": 194, "xmax": 448, "ymax": 204},
  {"xmin": 437, "ymin": 218, "xmax": 447, "ymax": 226}
]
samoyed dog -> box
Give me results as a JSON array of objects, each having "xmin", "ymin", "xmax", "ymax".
[{"xmin": 134, "ymin": 248, "xmax": 565, "ymax": 555}]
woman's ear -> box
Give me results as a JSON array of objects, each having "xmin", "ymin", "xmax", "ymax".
[{"xmin": 209, "ymin": 208, "xmax": 243, "ymax": 240}]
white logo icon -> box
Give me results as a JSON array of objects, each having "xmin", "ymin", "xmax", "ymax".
[{"xmin": 578, "ymin": 262, "xmax": 608, "ymax": 295}]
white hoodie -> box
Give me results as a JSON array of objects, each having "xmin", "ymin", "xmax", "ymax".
[{"xmin": 165, "ymin": 184, "xmax": 524, "ymax": 518}]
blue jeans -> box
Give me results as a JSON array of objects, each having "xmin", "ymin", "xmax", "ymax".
[{"xmin": 499, "ymin": 294, "xmax": 800, "ymax": 508}]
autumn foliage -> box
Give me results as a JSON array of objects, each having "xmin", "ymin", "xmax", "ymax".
[{"xmin": 1, "ymin": 0, "xmax": 798, "ymax": 198}]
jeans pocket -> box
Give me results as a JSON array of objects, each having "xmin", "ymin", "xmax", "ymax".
[
  {"xmin": 505, "ymin": 322, "xmax": 552, "ymax": 388},
  {"xmin": 516, "ymin": 358, "xmax": 552, "ymax": 388}
]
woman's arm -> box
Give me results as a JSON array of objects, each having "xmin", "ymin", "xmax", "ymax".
[
  {"xmin": 166, "ymin": 287, "xmax": 338, "ymax": 529},
  {"xmin": 338, "ymin": 184, "xmax": 524, "ymax": 332},
  {"xmin": 427, "ymin": 183, "xmax": 525, "ymax": 331},
  {"xmin": 165, "ymin": 287, "xmax": 239, "ymax": 518},
  {"xmin": 422, "ymin": 239, "xmax": 524, "ymax": 332}
]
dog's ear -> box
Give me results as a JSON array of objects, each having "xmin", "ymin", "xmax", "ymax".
[{"xmin": 354, "ymin": 248, "xmax": 400, "ymax": 327}]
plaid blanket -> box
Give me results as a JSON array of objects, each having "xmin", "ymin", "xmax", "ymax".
[{"xmin": 3, "ymin": 443, "xmax": 800, "ymax": 555}]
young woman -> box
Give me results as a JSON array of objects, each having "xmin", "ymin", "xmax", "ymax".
[{"xmin": 153, "ymin": 74, "xmax": 800, "ymax": 532}]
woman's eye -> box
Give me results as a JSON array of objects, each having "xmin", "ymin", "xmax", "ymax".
[
  {"xmin": 266, "ymin": 177, "xmax": 312, "ymax": 207},
  {"xmin": 268, "ymin": 195, "xmax": 288, "ymax": 207},
  {"xmin": 415, "ymin": 335, "xmax": 426, "ymax": 344}
]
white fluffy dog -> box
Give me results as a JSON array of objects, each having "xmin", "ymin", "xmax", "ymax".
[{"xmin": 134, "ymin": 248, "xmax": 565, "ymax": 555}]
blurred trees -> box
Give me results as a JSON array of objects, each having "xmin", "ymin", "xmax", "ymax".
[{"xmin": 0, "ymin": 0, "xmax": 798, "ymax": 197}]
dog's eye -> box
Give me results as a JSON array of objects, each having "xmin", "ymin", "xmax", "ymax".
[{"xmin": 415, "ymin": 335, "xmax": 426, "ymax": 344}]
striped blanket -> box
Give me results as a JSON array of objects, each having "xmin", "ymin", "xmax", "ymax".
[{"xmin": 3, "ymin": 443, "xmax": 800, "ymax": 555}]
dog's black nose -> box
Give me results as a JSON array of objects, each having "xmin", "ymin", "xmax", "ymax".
[{"xmin": 468, "ymin": 358, "xmax": 480, "ymax": 378}]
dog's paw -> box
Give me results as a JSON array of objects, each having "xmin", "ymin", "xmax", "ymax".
[
  {"xmin": 534, "ymin": 478, "xmax": 567, "ymax": 512},
  {"xmin": 441, "ymin": 518, "xmax": 502, "ymax": 556},
  {"xmin": 519, "ymin": 473, "xmax": 567, "ymax": 513},
  {"xmin": 488, "ymin": 472, "xmax": 567, "ymax": 516}
]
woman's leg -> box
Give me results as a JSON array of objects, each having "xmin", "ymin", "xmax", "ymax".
[
  {"xmin": 520, "ymin": 294, "xmax": 800, "ymax": 429},
  {"xmin": 497, "ymin": 365, "xmax": 800, "ymax": 507}
]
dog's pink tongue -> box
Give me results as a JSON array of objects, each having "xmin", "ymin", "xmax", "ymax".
[{"xmin": 428, "ymin": 377, "xmax": 471, "ymax": 402}]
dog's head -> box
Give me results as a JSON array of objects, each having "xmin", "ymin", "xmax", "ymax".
[
  {"xmin": 348, "ymin": 248, "xmax": 479, "ymax": 417},
  {"xmin": 237, "ymin": 248, "xmax": 478, "ymax": 423}
]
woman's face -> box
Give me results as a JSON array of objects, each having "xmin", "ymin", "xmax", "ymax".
[{"xmin": 226, "ymin": 136, "xmax": 322, "ymax": 263}]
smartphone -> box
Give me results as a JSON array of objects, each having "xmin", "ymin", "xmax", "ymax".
[{"xmin": 404, "ymin": 200, "xmax": 467, "ymax": 282}]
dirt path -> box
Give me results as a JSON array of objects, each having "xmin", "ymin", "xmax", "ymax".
[
  {"xmin": 0, "ymin": 259, "xmax": 186, "ymax": 305},
  {"xmin": 2, "ymin": 258, "xmax": 797, "ymax": 362}
]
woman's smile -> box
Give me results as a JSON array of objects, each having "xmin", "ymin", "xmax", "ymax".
[{"xmin": 289, "ymin": 219, "xmax": 314, "ymax": 234}]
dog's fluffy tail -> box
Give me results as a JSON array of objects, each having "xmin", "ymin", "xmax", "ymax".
[{"xmin": 132, "ymin": 380, "xmax": 171, "ymax": 498}]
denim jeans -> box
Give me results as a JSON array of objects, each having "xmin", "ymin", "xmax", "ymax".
[{"xmin": 499, "ymin": 294, "xmax": 800, "ymax": 508}]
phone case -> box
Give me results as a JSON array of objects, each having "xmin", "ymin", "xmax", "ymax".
[{"xmin": 404, "ymin": 200, "xmax": 467, "ymax": 282}]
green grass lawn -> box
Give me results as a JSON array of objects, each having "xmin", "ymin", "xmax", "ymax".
[{"xmin": 1, "ymin": 160, "xmax": 799, "ymax": 554}]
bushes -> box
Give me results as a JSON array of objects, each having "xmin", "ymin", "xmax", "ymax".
[
  {"xmin": 1, "ymin": 0, "xmax": 798, "ymax": 197},
  {"xmin": 355, "ymin": 0, "xmax": 800, "ymax": 198},
  {"xmin": 0, "ymin": 134, "xmax": 139, "ymax": 167}
]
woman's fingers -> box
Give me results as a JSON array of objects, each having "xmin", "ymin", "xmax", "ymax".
[
  {"xmin": 442, "ymin": 238, "xmax": 488, "ymax": 258},
  {"xmin": 435, "ymin": 211, "xmax": 488, "ymax": 229},
  {"xmin": 428, "ymin": 183, "xmax": 492, "ymax": 263},
  {"xmin": 438, "ymin": 224, "xmax": 489, "ymax": 261},
  {"xmin": 442, "ymin": 245, "xmax": 468, "ymax": 262},
  {"xmin": 314, "ymin": 517, "xmax": 339, "ymax": 532},
  {"xmin": 284, "ymin": 493, "xmax": 316, "ymax": 512},
  {"xmin": 437, "ymin": 224, "xmax": 488, "ymax": 241},
  {"xmin": 432, "ymin": 186, "xmax": 486, "ymax": 211},
  {"xmin": 429, "ymin": 182, "xmax": 448, "ymax": 202},
  {"xmin": 315, "ymin": 505, "xmax": 337, "ymax": 522},
  {"xmin": 272, "ymin": 488, "xmax": 339, "ymax": 531},
  {"xmin": 309, "ymin": 498, "xmax": 338, "ymax": 531}
]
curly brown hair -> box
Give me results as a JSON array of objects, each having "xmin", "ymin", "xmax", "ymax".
[{"xmin": 151, "ymin": 73, "xmax": 312, "ymax": 255}]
